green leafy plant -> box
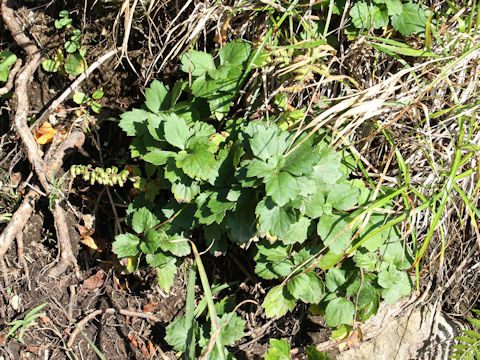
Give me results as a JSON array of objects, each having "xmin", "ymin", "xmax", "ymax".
[
  {"xmin": 48, "ymin": 171, "xmax": 67, "ymax": 209},
  {"xmin": 42, "ymin": 11, "xmax": 87, "ymax": 76},
  {"xmin": 180, "ymin": 39, "xmax": 251, "ymax": 120},
  {"xmin": 0, "ymin": 50, "xmax": 17, "ymax": 83},
  {"xmin": 64, "ymin": 29, "xmax": 83, "ymax": 54},
  {"xmin": 265, "ymin": 338, "xmax": 291, "ymax": 360},
  {"xmin": 73, "ymin": 89, "xmax": 104, "ymax": 114},
  {"xmin": 349, "ymin": 1, "xmax": 431, "ymax": 36},
  {"xmin": 42, "ymin": 48, "xmax": 86, "ymax": 76},
  {"xmin": 6, "ymin": 303, "xmax": 47, "ymax": 343},
  {"xmin": 111, "ymin": 39, "xmax": 415, "ymax": 347},
  {"xmin": 113, "ymin": 74, "xmax": 413, "ymax": 326},
  {"xmin": 450, "ymin": 309, "xmax": 480, "ymax": 359},
  {"xmin": 265, "ymin": 338, "xmax": 330, "ymax": 360}
]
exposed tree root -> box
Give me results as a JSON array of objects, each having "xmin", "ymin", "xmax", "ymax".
[
  {"xmin": 48, "ymin": 201, "xmax": 80, "ymax": 278},
  {"xmin": 0, "ymin": 189, "xmax": 39, "ymax": 258},
  {"xmin": 2, "ymin": 0, "xmax": 47, "ymax": 191},
  {"xmin": 0, "ymin": 58, "xmax": 21, "ymax": 96},
  {"xmin": 0, "ymin": 131, "xmax": 85, "ymax": 271}
]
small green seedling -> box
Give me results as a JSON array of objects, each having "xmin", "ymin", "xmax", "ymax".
[
  {"xmin": 0, "ymin": 50, "xmax": 18, "ymax": 83},
  {"xmin": 73, "ymin": 89, "xmax": 104, "ymax": 114},
  {"xmin": 42, "ymin": 47, "xmax": 86, "ymax": 77},
  {"xmin": 265, "ymin": 338, "xmax": 330, "ymax": 360},
  {"xmin": 48, "ymin": 171, "xmax": 70, "ymax": 210},
  {"xmin": 6, "ymin": 303, "xmax": 47, "ymax": 343},
  {"xmin": 42, "ymin": 11, "xmax": 86, "ymax": 76},
  {"xmin": 55, "ymin": 10, "xmax": 72, "ymax": 29},
  {"xmin": 65, "ymin": 29, "xmax": 83, "ymax": 54}
]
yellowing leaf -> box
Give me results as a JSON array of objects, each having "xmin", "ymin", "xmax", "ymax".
[
  {"xmin": 80, "ymin": 235, "xmax": 99, "ymax": 251},
  {"xmin": 34, "ymin": 121, "xmax": 57, "ymax": 144},
  {"xmin": 78, "ymin": 224, "xmax": 105, "ymax": 252}
]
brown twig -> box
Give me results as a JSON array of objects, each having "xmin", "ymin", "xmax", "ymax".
[
  {"xmin": 67, "ymin": 308, "xmax": 162, "ymax": 348},
  {"xmin": 0, "ymin": 58, "xmax": 22, "ymax": 95},
  {"xmin": 67, "ymin": 309, "xmax": 104, "ymax": 348},
  {"xmin": 117, "ymin": 308, "xmax": 162, "ymax": 322},
  {"xmin": 238, "ymin": 319, "xmax": 276, "ymax": 350},
  {"xmin": 15, "ymin": 230, "xmax": 30, "ymax": 290}
]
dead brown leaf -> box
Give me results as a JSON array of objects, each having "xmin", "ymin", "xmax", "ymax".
[
  {"xmin": 77, "ymin": 224, "xmax": 106, "ymax": 252},
  {"xmin": 147, "ymin": 340, "xmax": 155, "ymax": 357},
  {"xmin": 143, "ymin": 302, "xmax": 159, "ymax": 313},
  {"xmin": 34, "ymin": 121, "xmax": 58, "ymax": 144},
  {"xmin": 126, "ymin": 313, "xmax": 138, "ymax": 325},
  {"xmin": 39, "ymin": 316, "xmax": 51, "ymax": 324},
  {"xmin": 23, "ymin": 344, "xmax": 50, "ymax": 353},
  {"xmin": 141, "ymin": 343, "xmax": 150, "ymax": 358},
  {"xmin": 214, "ymin": 15, "xmax": 230, "ymax": 45},
  {"xmin": 81, "ymin": 270, "xmax": 106, "ymax": 290}
]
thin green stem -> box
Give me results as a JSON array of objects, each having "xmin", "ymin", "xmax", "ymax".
[
  {"xmin": 191, "ymin": 242, "xmax": 225, "ymax": 360},
  {"xmin": 184, "ymin": 261, "xmax": 197, "ymax": 360}
]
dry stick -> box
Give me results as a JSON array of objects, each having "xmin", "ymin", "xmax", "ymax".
[
  {"xmin": 67, "ymin": 308, "xmax": 162, "ymax": 348},
  {"xmin": 0, "ymin": 59, "xmax": 22, "ymax": 95},
  {"xmin": 36, "ymin": 47, "xmax": 120, "ymax": 125},
  {"xmin": 237, "ymin": 319, "xmax": 276, "ymax": 350},
  {"xmin": 44, "ymin": 131, "xmax": 85, "ymax": 175},
  {"xmin": 2, "ymin": 0, "xmax": 48, "ymax": 192},
  {"xmin": 15, "ymin": 230, "xmax": 31, "ymax": 291},
  {"xmin": 119, "ymin": 0, "xmax": 140, "ymax": 76},
  {"xmin": 0, "ymin": 190, "xmax": 39, "ymax": 258}
]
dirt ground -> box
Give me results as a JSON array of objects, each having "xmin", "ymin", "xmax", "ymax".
[{"xmin": 0, "ymin": 218, "xmax": 334, "ymax": 359}]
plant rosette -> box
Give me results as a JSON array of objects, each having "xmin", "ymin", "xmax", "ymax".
[{"xmin": 113, "ymin": 40, "xmax": 414, "ymax": 331}]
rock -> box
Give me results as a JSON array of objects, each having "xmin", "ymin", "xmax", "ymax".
[{"xmin": 337, "ymin": 305, "xmax": 433, "ymax": 360}]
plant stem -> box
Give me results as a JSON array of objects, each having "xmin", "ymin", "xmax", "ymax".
[{"xmin": 191, "ymin": 242, "xmax": 226, "ymax": 360}]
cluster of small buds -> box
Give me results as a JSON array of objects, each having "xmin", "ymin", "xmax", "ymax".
[{"xmin": 70, "ymin": 165, "xmax": 138, "ymax": 187}]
